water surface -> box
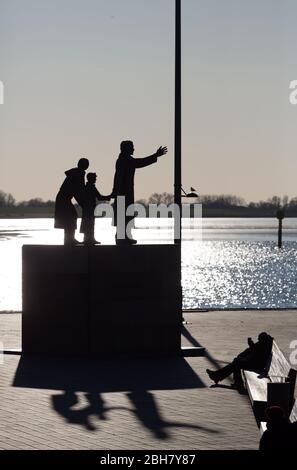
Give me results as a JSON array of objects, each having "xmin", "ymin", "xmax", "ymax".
[{"xmin": 0, "ymin": 217, "xmax": 297, "ymax": 311}]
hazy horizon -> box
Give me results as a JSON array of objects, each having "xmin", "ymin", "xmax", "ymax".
[
  {"xmin": 1, "ymin": 0, "xmax": 297, "ymax": 202},
  {"xmin": 0, "ymin": 187, "xmax": 294, "ymax": 206}
]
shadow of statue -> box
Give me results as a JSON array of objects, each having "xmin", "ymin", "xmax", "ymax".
[
  {"xmin": 127, "ymin": 390, "xmax": 220, "ymax": 440},
  {"xmin": 52, "ymin": 390, "xmax": 107, "ymax": 431},
  {"xmin": 14, "ymin": 355, "xmax": 213, "ymax": 435},
  {"xmin": 52, "ymin": 390, "xmax": 128, "ymax": 431}
]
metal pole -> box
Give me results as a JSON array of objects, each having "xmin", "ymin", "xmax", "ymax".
[
  {"xmin": 174, "ymin": 0, "xmax": 182, "ymax": 245},
  {"xmin": 276, "ymin": 209, "xmax": 285, "ymax": 249},
  {"xmin": 278, "ymin": 219, "xmax": 283, "ymax": 249}
]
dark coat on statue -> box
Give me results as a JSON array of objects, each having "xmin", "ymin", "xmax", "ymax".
[{"xmin": 54, "ymin": 168, "xmax": 86, "ymax": 230}]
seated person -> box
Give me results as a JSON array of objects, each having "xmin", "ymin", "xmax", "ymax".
[
  {"xmin": 80, "ymin": 172, "xmax": 110, "ymax": 245},
  {"xmin": 206, "ymin": 332, "xmax": 273, "ymax": 390}
]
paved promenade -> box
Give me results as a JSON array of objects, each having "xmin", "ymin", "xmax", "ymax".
[{"xmin": 0, "ymin": 310, "xmax": 296, "ymax": 450}]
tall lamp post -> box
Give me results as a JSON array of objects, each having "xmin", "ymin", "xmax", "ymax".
[
  {"xmin": 174, "ymin": 0, "xmax": 182, "ymax": 246},
  {"xmin": 174, "ymin": 0, "xmax": 184, "ymax": 326},
  {"xmin": 174, "ymin": 2, "xmax": 202, "ymax": 337}
]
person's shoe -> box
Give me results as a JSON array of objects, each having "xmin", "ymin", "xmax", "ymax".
[
  {"xmin": 116, "ymin": 238, "xmax": 137, "ymax": 246},
  {"xmin": 84, "ymin": 239, "xmax": 101, "ymax": 245},
  {"xmin": 65, "ymin": 239, "xmax": 83, "ymax": 246},
  {"xmin": 116, "ymin": 238, "xmax": 126, "ymax": 245},
  {"xmin": 206, "ymin": 369, "xmax": 220, "ymax": 385}
]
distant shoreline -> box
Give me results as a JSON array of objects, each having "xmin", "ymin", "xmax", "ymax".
[
  {"xmin": 1, "ymin": 209, "xmax": 297, "ymax": 219},
  {"xmin": 2, "ymin": 307, "xmax": 297, "ymax": 314}
]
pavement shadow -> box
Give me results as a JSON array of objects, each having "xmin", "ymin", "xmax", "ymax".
[
  {"xmin": 127, "ymin": 390, "xmax": 220, "ymax": 440},
  {"xmin": 13, "ymin": 355, "xmax": 205, "ymax": 392},
  {"xmin": 50, "ymin": 388, "xmax": 219, "ymax": 437},
  {"xmin": 181, "ymin": 325, "xmax": 236, "ymax": 390},
  {"xmin": 51, "ymin": 390, "xmax": 128, "ymax": 432},
  {"xmin": 13, "ymin": 355, "xmax": 216, "ymax": 437},
  {"xmin": 181, "ymin": 324, "xmax": 222, "ymax": 369}
]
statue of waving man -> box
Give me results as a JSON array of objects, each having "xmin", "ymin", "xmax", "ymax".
[{"xmin": 111, "ymin": 141, "xmax": 167, "ymax": 245}]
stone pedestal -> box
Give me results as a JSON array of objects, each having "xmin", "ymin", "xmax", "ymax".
[{"xmin": 22, "ymin": 245, "xmax": 182, "ymax": 357}]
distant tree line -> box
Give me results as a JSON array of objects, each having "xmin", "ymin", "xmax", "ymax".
[
  {"xmin": 1, "ymin": 189, "xmax": 297, "ymax": 217},
  {"xmin": 0, "ymin": 190, "xmax": 16, "ymax": 207},
  {"xmin": 137, "ymin": 192, "xmax": 291, "ymax": 208},
  {"xmin": 136, "ymin": 193, "xmax": 297, "ymax": 217},
  {"xmin": 0, "ymin": 190, "xmax": 54, "ymax": 208}
]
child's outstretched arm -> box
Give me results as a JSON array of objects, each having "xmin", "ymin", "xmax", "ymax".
[{"xmin": 95, "ymin": 187, "xmax": 110, "ymax": 201}]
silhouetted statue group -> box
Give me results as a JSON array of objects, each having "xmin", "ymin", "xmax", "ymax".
[{"xmin": 54, "ymin": 141, "xmax": 167, "ymax": 245}]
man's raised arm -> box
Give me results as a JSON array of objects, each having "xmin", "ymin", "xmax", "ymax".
[{"xmin": 133, "ymin": 146, "xmax": 168, "ymax": 168}]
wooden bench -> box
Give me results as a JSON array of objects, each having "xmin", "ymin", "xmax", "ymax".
[{"xmin": 243, "ymin": 341, "xmax": 296, "ymax": 423}]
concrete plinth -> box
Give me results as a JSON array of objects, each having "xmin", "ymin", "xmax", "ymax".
[{"xmin": 22, "ymin": 245, "xmax": 182, "ymax": 357}]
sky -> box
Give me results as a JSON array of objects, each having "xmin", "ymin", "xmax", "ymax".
[{"xmin": 1, "ymin": 0, "xmax": 297, "ymax": 203}]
